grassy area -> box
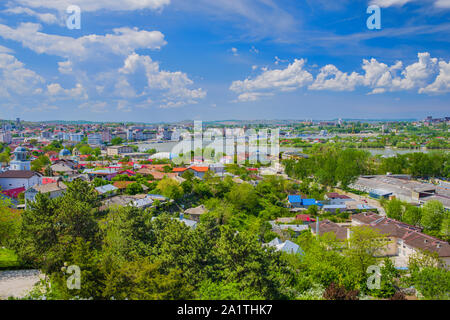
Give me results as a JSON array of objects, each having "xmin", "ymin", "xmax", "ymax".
[{"xmin": 0, "ymin": 248, "xmax": 21, "ymax": 270}]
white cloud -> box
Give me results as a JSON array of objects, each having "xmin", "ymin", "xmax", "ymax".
[
  {"xmin": 58, "ymin": 60, "xmax": 73, "ymax": 74},
  {"xmin": 420, "ymin": 61, "xmax": 450, "ymax": 93},
  {"xmin": 0, "ymin": 23, "xmax": 166, "ymax": 60},
  {"xmin": 47, "ymin": 82, "xmax": 88, "ymax": 99},
  {"xmin": 435, "ymin": 0, "xmax": 450, "ymax": 8},
  {"xmin": 119, "ymin": 53, "xmax": 206, "ymax": 108},
  {"xmin": 370, "ymin": 0, "xmax": 450, "ymax": 8},
  {"xmin": 230, "ymin": 52, "xmax": 450, "ymax": 100},
  {"xmin": 231, "ymin": 48, "xmax": 239, "ymax": 56},
  {"xmin": 0, "ymin": 45, "xmax": 14, "ymax": 53},
  {"xmin": 0, "ymin": 52, "xmax": 44, "ymax": 98},
  {"xmin": 235, "ymin": 92, "xmax": 274, "ymax": 102},
  {"xmin": 3, "ymin": 7, "xmax": 59, "ymax": 24},
  {"xmin": 370, "ymin": 0, "xmax": 414, "ymax": 7},
  {"xmin": 392, "ymin": 52, "xmax": 439, "ymax": 90},
  {"xmin": 309, "ymin": 65, "xmax": 363, "ymax": 91},
  {"xmin": 14, "ymin": 0, "xmax": 170, "ymax": 12},
  {"xmin": 230, "ymin": 59, "xmax": 313, "ymax": 100}
]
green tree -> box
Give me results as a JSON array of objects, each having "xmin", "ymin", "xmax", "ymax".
[
  {"xmin": 344, "ymin": 226, "xmax": 390, "ymax": 288},
  {"xmin": 421, "ymin": 200, "xmax": 445, "ymax": 232},
  {"xmin": 402, "ymin": 205, "xmax": 422, "ymax": 226},
  {"xmin": 156, "ymin": 178, "xmax": 183, "ymax": 200},
  {"xmin": 0, "ymin": 198, "xmax": 21, "ymax": 246},
  {"xmin": 125, "ymin": 182, "xmax": 144, "ymax": 195},
  {"xmin": 383, "ymin": 198, "xmax": 405, "ymax": 221},
  {"xmin": 111, "ymin": 137, "xmax": 123, "ymax": 145},
  {"xmin": 103, "ymin": 259, "xmax": 194, "ymax": 300}
]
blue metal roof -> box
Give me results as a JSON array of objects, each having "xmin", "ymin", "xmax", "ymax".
[
  {"xmin": 302, "ymin": 199, "xmax": 321, "ymax": 206},
  {"xmin": 288, "ymin": 195, "xmax": 302, "ymax": 203}
]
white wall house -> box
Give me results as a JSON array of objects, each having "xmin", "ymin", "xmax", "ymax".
[{"xmin": 0, "ymin": 171, "xmax": 41, "ymax": 190}]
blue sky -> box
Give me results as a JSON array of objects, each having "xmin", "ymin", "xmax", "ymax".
[{"xmin": 0, "ymin": 0, "xmax": 449, "ymax": 122}]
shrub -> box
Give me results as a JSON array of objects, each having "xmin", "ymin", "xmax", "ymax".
[
  {"xmin": 389, "ymin": 291, "xmax": 407, "ymax": 300},
  {"xmin": 323, "ymin": 282, "xmax": 359, "ymax": 300}
]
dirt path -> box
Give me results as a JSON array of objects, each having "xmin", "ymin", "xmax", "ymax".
[{"xmin": 0, "ymin": 270, "xmax": 43, "ymax": 300}]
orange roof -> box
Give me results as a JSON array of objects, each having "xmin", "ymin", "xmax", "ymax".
[
  {"xmin": 173, "ymin": 168, "xmax": 188, "ymax": 172},
  {"xmin": 113, "ymin": 181, "xmax": 134, "ymax": 189},
  {"xmin": 190, "ymin": 166, "xmax": 209, "ymax": 172}
]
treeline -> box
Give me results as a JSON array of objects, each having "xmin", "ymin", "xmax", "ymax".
[
  {"xmin": 377, "ymin": 152, "xmax": 449, "ymax": 178},
  {"xmin": 284, "ymin": 146, "xmax": 450, "ymax": 187},
  {"xmin": 284, "ymin": 146, "xmax": 372, "ymax": 188},
  {"xmin": 382, "ymin": 198, "xmax": 449, "ymax": 241}
]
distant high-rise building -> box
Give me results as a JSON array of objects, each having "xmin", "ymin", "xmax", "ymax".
[
  {"xmin": 69, "ymin": 133, "xmax": 84, "ymax": 142},
  {"xmin": 88, "ymin": 133, "xmax": 102, "ymax": 146},
  {"xmin": 0, "ymin": 131, "xmax": 12, "ymax": 144},
  {"xmin": 101, "ymin": 130, "xmax": 112, "ymax": 143}
]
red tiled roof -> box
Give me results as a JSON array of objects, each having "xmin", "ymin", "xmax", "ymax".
[
  {"xmin": 296, "ymin": 214, "xmax": 315, "ymax": 222},
  {"xmin": 119, "ymin": 170, "xmax": 136, "ymax": 176},
  {"xmin": 42, "ymin": 177, "xmax": 57, "ymax": 184},
  {"xmin": 1, "ymin": 187, "xmax": 26, "ymax": 198}
]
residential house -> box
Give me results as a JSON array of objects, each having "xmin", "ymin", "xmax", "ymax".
[
  {"xmin": 266, "ymin": 238, "xmax": 302, "ymax": 254},
  {"xmin": 25, "ymin": 180, "xmax": 67, "ymax": 207},
  {"xmin": 184, "ymin": 204, "xmax": 208, "ymax": 222},
  {"xmin": 351, "ymin": 212, "xmax": 450, "ymax": 268},
  {"xmin": 95, "ymin": 184, "xmax": 118, "ymax": 197},
  {"xmin": 173, "ymin": 166, "xmax": 209, "ymax": 179},
  {"xmin": 0, "ymin": 170, "xmax": 41, "ymax": 190},
  {"xmin": 309, "ymin": 219, "xmax": 348, "ymax": 241}
]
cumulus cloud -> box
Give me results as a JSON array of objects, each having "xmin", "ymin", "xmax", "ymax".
[
  {"xmin": 309, "ymin": 65, "xmax": 363, "ymax": 91},
  {"xmin": 230, "ymin": 52, "xmax": 450, "ymax": 101},
  {"xmin": 420, "ymin": 61, "xmax": 450, "ymax": 93},
  {"xmin": 47, "ymin": 83, "xmax": 88, "ymax": 99},
  {"xmin": 0, "ymin": 52, "xmax": 44, "ymax": 98},
  {"xmin": 230, "ymin": 59, "xmax": 313, "ymax": 101},
  {"xmin": 119, "ymin": 53, "xmax": 206, "ymax": 108}
]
